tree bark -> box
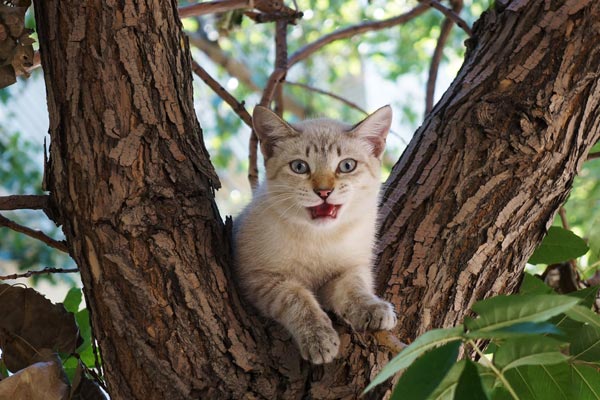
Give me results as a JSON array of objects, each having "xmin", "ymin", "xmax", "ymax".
[
  {"xmin": 32, "ymin": 0, "xmax": 600, "ymax": 399},
  {"xmin": 376, "ymin": 0, "xmax": 600, "ymax": 342}
]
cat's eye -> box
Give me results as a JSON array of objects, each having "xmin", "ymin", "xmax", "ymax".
[
  {"xmin": 338, "ymin": 158, "xmax": 357, "ymax": 173},
  {"xmin": 290, "ymin": 160, "xmax": 310, "ymax": 174}
]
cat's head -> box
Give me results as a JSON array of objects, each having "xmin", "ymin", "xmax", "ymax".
[{"xmin": 253, "ymin": 105, "xmax": 392, "ymax": 227}]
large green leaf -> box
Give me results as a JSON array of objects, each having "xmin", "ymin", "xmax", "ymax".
[
  {"xmin": 566, "ymin": 286, "xmax": 600, "ymax": 308},
  {"xmin": 504, "ymin": 363, "xmax": 571, "ymax": 400},
  {"xmin": 493, "ymin": 336, "xmax": 568, "ymax": 371},
  {"xmin": 570, "ymin": 325, "xmax": 600, "ymax": 363},
  {"xmin": 62, "ymin": 287, "xmax": 83, "ymax": 313},
  {"xmin": 467, "ymin": 322, "xmax": 562, "ymax": 340},
  {"xmin": 528, "ymin": 227, "xmax": 589, "ymax": 265},
  {"xmin": 519, "ymin": 274, "xmax": 553, "ymax": 295},
  {"xmin": 465, "ymin": 294, "xmax": 580, "ymax": 332},
  {"xmin": 454, "ymin": 359, "xmax": 489, "ymax": 400},
  {"xmin": 363, "ymin": 326, "xmax": 465, "ymax": 394},
  {"xmin": 425, "ymin": 361, "xmax": 466, "ymax": 400},
  {"xmin": 572, "ymin": 364, "xmax": 600, "ymax": 400},
  {"xmin": 565, "ymin": 305, "xmax": 600, "ymax": 328},
  {"xmin": 390, "ymin": 341, "xmax": 460, "ymax": 400}
]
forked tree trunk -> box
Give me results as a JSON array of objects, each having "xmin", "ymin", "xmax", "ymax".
[{"xmin": 33, "ymin": 0, "xmax": 600, "ymax": 399}]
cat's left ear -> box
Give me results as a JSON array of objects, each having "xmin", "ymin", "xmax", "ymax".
[
  {"xmin": 349, "ymin": 105, "xmax": 392, "ymax": 158},
  {"xmin": 253, "ymin": 106, "xmax": 299, "ymax": 158}
]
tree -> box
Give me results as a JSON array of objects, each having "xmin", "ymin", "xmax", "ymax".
[{"xmin": 2, "ymin": 0, "xmax": 600, "ymax": 398}]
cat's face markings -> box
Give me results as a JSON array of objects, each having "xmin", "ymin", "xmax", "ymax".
[{"xmin": 252, "ymin": 105, "xmax": 392, "ymax": 225}]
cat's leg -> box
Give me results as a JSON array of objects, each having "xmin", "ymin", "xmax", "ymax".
[
  {"xmin": 319, "ymin": 268, "xmax": 397, "ymax": 331},
  {"xmin": 253, "ymin": 278, "xmax": 340, "ymax": 364}
]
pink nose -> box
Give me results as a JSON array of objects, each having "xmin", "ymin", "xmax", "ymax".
[{"xmin": 315, "ymin": 188, "xmax": 333, "ymax": 199}]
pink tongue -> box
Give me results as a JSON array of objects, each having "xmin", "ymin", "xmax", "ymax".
[{"xmin": 310, "ymin": 203, "xmax": 338, "ymax": 219}]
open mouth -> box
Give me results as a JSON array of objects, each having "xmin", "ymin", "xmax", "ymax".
[{"xmin": 307, "ymin": 203, "xmax": 342, "ymax": 219}]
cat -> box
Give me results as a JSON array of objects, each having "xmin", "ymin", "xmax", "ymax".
[{"xmin": 233, "ymin": 105, "xmax": 397, "ymax": 364}]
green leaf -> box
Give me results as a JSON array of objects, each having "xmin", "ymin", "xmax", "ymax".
[
  {"xmin": 565, "ymin": 305, "xmax": 600, "ymax": 328},
  {"xmin": 363, "ymin": 327, "xmax": 465, "ymax": 394},
  {"xmin": 62, "ymin": 287, "xmax": 82, "ymax": 313},
  {"xmin": 465, "ymin": 294, "xmax": 580, "ymax": 332},
  {"xmin": 493, "ymin": 336, "xmax": 568, "ymax": 371},
  {"xmin": 570, "ymin": 324, "xmax": 600, "ymax": 363},
  {"xmin": 504, "ymin": 363, "xmax": 571, "ymax": 400},
  {"xmin": 519, "ymin": 273, "xmax": 554, "ymax": 295},
  {"xmin": 566, "ymin": 286, "xmax": 600, "ymax": 309},
  {"xmin": 454, "ymin": 359, "xmax": 489, "ymax": 400},
  {"xmin": 528, "ymin": 227, "xmax": 589, "ymax": 264},
  {"xmin": 390, "ymin": 341, "xmax": 460, "ymax": 400},
  {"xmin": 75, "ymin": 309, "xmax": 96, "ymax": 366},
  {"xmin": 426, "ymin": 360, "xmax": 466, "ymax": 400},
  {"xmin": 572, "ymin": 364, "xmax": 600, "ymax": 400},
  {"xmin": 467, "ymin": 322, "xmax": 562, "ymax": 339}
]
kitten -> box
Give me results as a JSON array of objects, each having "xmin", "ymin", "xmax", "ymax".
[{"xmin": 233, "ymin": 105, "xmax": 397, "ymax": 364}]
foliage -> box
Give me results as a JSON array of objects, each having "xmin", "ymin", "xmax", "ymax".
[
  {"xmin": 365, "ymin": 275, "xmax": 600, "ymax": 400},
  {"xmin": 0, "ymin": 283, "xmax": 104, "ymax": 398},
  {"xmin": 0, "ymin": 129, "xmax": 74, "ymax": 282},
  {"xmin": 528, "ymin": 227, "xmax": 589, "ymax": 265}
]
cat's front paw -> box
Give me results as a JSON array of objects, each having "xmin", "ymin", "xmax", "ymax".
[
  {"xmin": 297, "ymin": 323, "xmax": 340, "ymax": 364},
  {"xmin": 344, "ymin": 298, "xmax": 397, "ymax": 331}
]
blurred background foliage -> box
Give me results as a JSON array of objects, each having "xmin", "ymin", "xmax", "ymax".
[{"xmin": 0, "ymin": 0, "xmax": 597, "ymax": 299}]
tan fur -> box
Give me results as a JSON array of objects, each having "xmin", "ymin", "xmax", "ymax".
[{"xmin": 233, "ymin": 106, "xmax": 396, "ymax": 364}]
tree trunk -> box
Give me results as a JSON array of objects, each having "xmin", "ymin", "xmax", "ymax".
[{"xmin": 32, "ymin": 0, "xmax": 600, "ymax": 399}]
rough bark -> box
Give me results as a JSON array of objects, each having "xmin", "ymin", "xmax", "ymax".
[
  {"xmin": 377, "ymin": 0, "xmax": 600, "ymax": 341},
  {"xmin": 32, "ymin": 0, "xmax": 600, "ymax": 399}
]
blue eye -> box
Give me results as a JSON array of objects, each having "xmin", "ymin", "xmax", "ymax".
[
  {"xmin": 290, "ymin": 160, "xmax": 310, "ymax": 174},
  {"xmin": 338, "ymin": 158, "xmax": 357, "ymax": 173}
]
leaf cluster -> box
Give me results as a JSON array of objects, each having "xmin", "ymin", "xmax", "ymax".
[
  {"xmin": 365, "ymin": 275, "xmax": 600, "ymax": 400},
  {"xmin": 0, "ymin": 284, "xmax": 104, "ymax": 400}
]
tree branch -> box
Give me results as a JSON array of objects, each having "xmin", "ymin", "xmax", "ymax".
[
  {"xmin": 0, "ymin": 213, "xmax": 68, "ymax": 253},
  {"xmin": 178, "ymin": 0, "xmax": 253, "ymax": 18},
  {"xmin": 191, "ymin": 59, "xmax": 253, "ymax": 128},
  {"xmin": 588, "ymin": 151, "xmax": 600, "ymax": 160},
  {"xmin": 285, "ymin": 80, "xmax": 368, "ymax": 114},
  {"xmin": 425, "ymin": 0, "xmax": 464, "ymax": 114},
  {"xmin": 0, "ymin": 195, "xmax": 49, "ymax": 211},
  {"xmin": 248, "ymin": 20, "xmax": 289, "ymax": 190},
  {"xmin": 284, "ymin": 81, "xmax": 407, "ymax": 144},
  {"xmin": 0, "ymin": 267, "xmax": 78, "ymax": 280},
  {"xmin": 423, "ymin": 0, "xmax": 472, "ymax": 36},
  {"xmin": 273, "ymin": 20, "xmax": 288, "ymax": 116},
  {"xmin": 188, "ymin": 34, "xmax": 306, "ymax": 117},
  {"xmin": 288, "ymin": 4, "xmax": 430, "ymax": 67}
]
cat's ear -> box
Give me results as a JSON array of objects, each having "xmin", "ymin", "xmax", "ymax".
[
  {"xmin": 349, "ymin": 105, "xmax": 392, "ymax": 158},
  {"xmin": 253, "ymin": 106, "xmax": 299, "ymax": 158}
]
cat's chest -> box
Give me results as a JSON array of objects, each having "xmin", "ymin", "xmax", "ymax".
[{"xmin": 279, "ymin": 226, "xmax": 373, "ymax": 274}]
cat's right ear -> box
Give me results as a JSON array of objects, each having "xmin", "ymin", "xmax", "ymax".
[{"xmin": 253, "ymin": 106, "xmax": 298, "ymax": 158}]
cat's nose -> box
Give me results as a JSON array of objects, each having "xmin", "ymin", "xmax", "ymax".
[{"xmin": 314, "ymin": 188, "xmax": 333, "ymax": 199}]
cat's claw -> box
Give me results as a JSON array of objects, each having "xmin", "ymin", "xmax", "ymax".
[
  {"xmin": 298, "ymin": 323, "xmax": 340, "ymax": 364},
  {"xmin": 345, "ymin": 298, "xmax": 397, "ymax": 331}
]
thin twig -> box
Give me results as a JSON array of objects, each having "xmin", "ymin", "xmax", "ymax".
[
  {"xmin": 188, "ymin": 34, "xmax": 307, "ymax": 117},
  {"xmin": 0, "ymin": 195, "xmax": 49, "ymax": 211},
  {"xmin": 273, "ymin": 20, "xmax": 289, "ymax": 116},
  {"xmin": 425, "ymin": 0, "xmax": 463, "ymax": 114},
  {"xmin": 284, "ymin": 81, "xmax": 407, "ymax": 143},
  {"xmin": 249, "ymin": 20, "xmax": 290, "ymax": 190},
  {"xmin": 424, "ymin": 0, "xmax": 472, "ymax": 36},
  {"xmin": 558, "ymin": 207, "xmax": 570, "ymax": 230},
  {"xmin": 191, "ymin": 59, "xmax": 253, "ymax": 128},
  {"xmin": 285, "ymin": 81, "xmax": 368, "ymax": 114},
  {"xmin": 178, "ymin": 0, "xmax": 253, "ymax": 18},
  {"xmin": 0, "ymin": 267, "xmax": 79, "ymax": 280},
  {"xmin": 0, "ymin": 213, "xmax": 68, "ymax": 253},
  {"xmin": 588, "ymin": 151, "xmax": 600, "ymax": 160},
  {"xmin": 288, "ymin": 4, "xmax": 430, "ymax": 67}
]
